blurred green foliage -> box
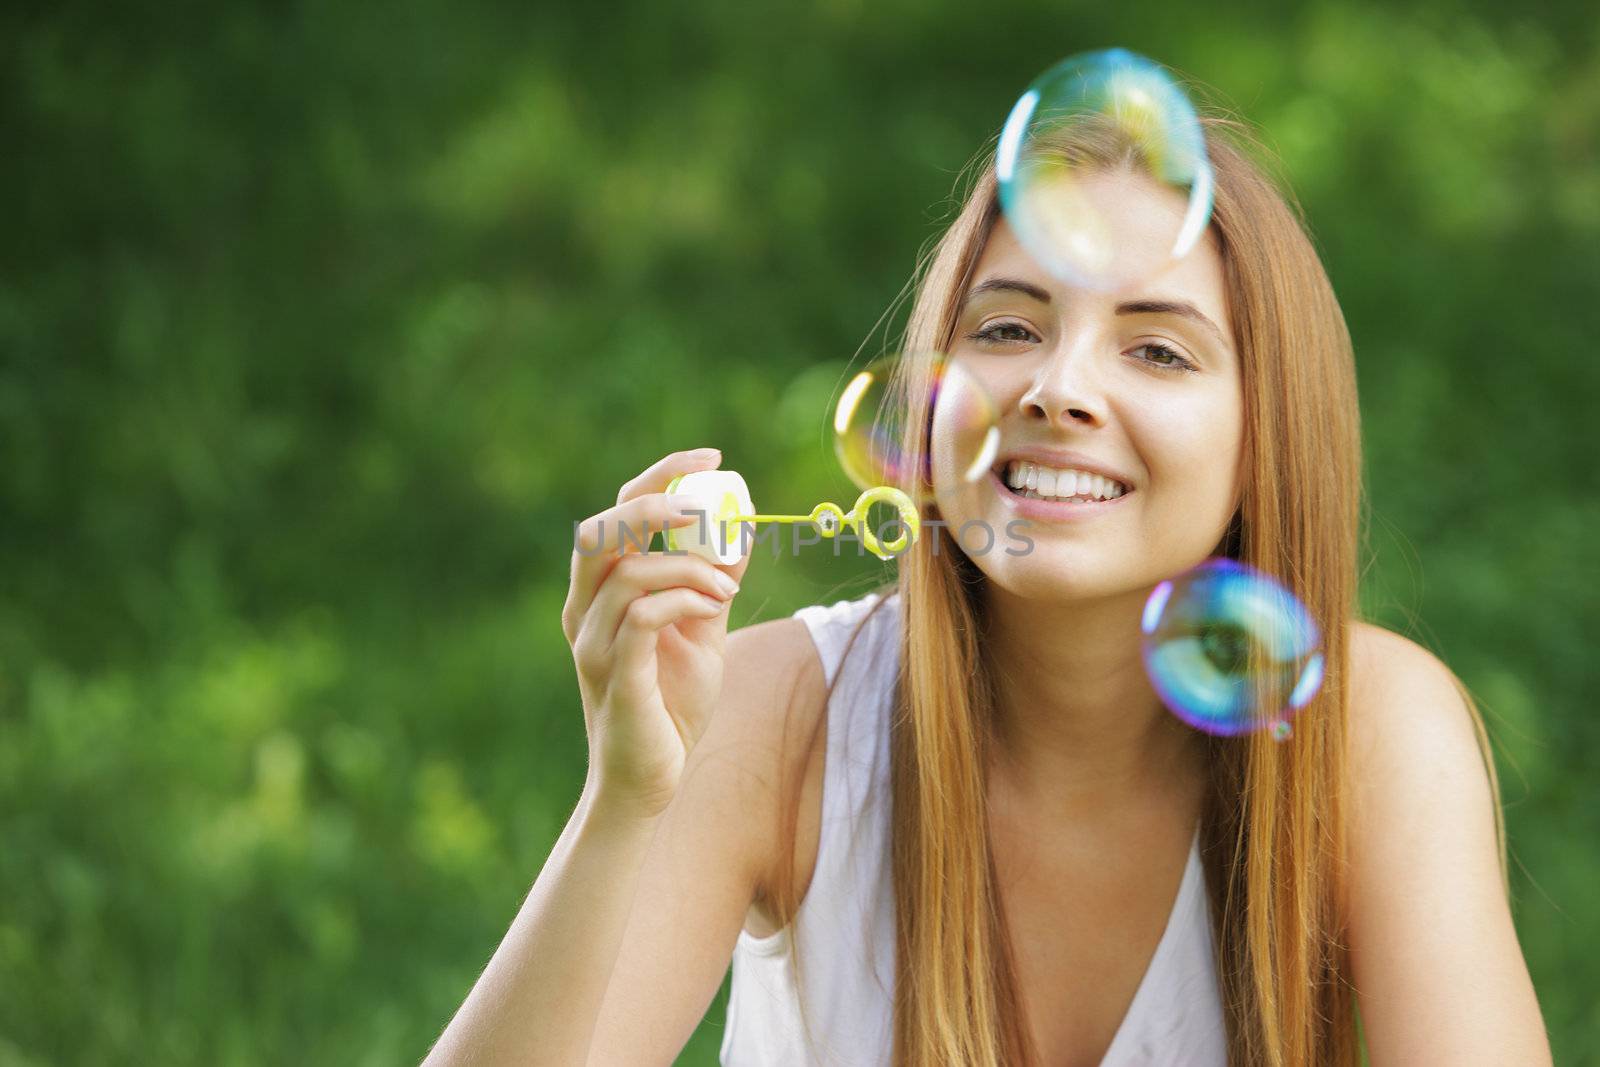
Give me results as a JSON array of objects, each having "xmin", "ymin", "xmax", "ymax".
[{"xmin": 2, "ymin": 1, "xmax": 1596, "ymax": 1063}]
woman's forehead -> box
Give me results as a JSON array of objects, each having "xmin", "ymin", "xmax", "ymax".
[{"xmin": 973, "ymin": 196, "xmax": 1229, "ymax": 330}]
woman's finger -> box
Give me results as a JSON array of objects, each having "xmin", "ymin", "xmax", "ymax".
[
  {"xmin": 585, "ymin": 552, "xmax": 740, "ymax": 650},
  {"xmin": 608, "ymin": 587, "xmax": 728, "ymax": 675},
  {"xmin": 564, "ymin": 449, "xmax": 723, "ymax": 639},
  {"xmin": 616, "ymin": 447, "xmax": 721, "ymax": 507},
  {"xmin": 567, "ymin": 492, "xmax": 710, "ymax": 630}
]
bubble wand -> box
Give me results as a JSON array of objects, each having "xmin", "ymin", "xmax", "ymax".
[{"xmin": 665, "ymin": 470, "xmax": 920, "ymax": 563}]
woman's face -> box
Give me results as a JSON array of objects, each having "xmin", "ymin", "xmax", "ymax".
[{"xmin": 932, "ymin": 170, "xmax": 1245, "ymax": 603}]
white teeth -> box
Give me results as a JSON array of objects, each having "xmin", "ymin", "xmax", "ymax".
[{"xmin": 1001, "ymin": 460, "xmax": 1128, "ymax": 502}]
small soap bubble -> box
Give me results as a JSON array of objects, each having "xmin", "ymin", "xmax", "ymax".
[
  {"xmin": 1140, "ymin": 557, "xmax": 1324, "ymax": 737},
  {"xmin": 996, "ymin": 48, "xmax": 1214, "ymax": 291},
  {"xmin": 833, "ymin": 353, "xmax": 999, "ymax": 506}
]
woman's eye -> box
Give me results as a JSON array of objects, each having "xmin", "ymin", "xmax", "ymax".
[
  {"xmin": 968, "ymin": 322, "xmax": 1037, "ymax": 344},
  {"xmin": 1133, "ymin": 342, "xmax": 1195, "ymax": 372}
]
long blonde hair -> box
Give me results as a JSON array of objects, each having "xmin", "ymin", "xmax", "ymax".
[{"xmin": 766, "ymin": 112, "xmax": 1503, "ymax": 1066}]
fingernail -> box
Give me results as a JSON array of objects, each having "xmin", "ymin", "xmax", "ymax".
[
  {"xmin": 714, "ymin": 572, "xmax": 740, "ymax": 597},
  {"xmin": 669, "ymin": 494, "xmax": 703, "ymax": 515},
  {"xmin": 690, "ymin": 447, "xmax": 721, "ymax": 459}
]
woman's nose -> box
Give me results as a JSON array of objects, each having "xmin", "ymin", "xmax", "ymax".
[{"xmin": 1018, "ymin": 344, "xmax": 1108, "ymax": 428}]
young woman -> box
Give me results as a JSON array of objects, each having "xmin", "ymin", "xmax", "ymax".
[{"xmin": 424, "ymin": 114, "xmax": 1551, "ymax": 1066}]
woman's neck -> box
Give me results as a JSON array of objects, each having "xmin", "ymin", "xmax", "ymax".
[{"xmin": 979, "ymin": 578, "xmax": 1206, "ymax": 819}]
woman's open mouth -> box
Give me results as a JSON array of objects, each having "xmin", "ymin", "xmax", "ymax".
[{"xmin": 989, "ymin": 459, "xmax": 1134, "ymax": 521}]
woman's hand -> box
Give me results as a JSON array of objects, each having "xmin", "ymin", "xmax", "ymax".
[
  {"xmin": 562, "ymin": 448, "xmax": 750, "ymax": 819},
  {"xmin": 426, "ymin": 453, "xmax": 748, "ymax": 1067}
]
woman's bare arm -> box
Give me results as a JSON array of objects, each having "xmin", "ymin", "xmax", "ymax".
[
  {"xmin": 422, "ymin": 616, "xmax": 822, "ymax": 1067},
  {"xmin": 420, "ymin": 782, "xmax": 670, "ymax": 1067},
  {"xmin": 587, "ymin": 616, "xmax": 824, "ymax": 1064},
  {"xmin": 1346, "ymin": 623, "xmax": 1551, "ymax": 1065},
  {"xmin": 423, "ymin": 448, "xmax": 774, "ymax": 1066}
]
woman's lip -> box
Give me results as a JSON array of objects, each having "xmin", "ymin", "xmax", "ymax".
[{"xmin": 988, "ymin": 468, "xmax": 1134, "ymax": 522}]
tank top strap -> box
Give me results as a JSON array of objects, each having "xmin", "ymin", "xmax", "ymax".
[
  {"xmin": 791, "ymin": 588, "xmax": 901, "ymax": 833},
  {"xmin": 791, "ymin": 587, "xmax": 898, "ymax": 688},
  {"xmin": 721, "ymin": 588, "xmax": 902, "ymax": 1066}
]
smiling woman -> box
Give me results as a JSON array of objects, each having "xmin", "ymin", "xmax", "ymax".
[
  {"xmin": 936, "ymin": 193, "xmax": 1247, "ymax": 605},
  {"xmin": 422, "ymin": 104, "xmax": 1551, "ymax": 1067},
  {"xmin": 825, "ymin": 113, "xmax": 1552, "ymax": 1066}
]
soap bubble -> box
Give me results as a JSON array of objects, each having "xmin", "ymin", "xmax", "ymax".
[
  {"xmin": 996, "ymin": 48, "xmax": 1214, "ymax": 291},
  {"xmin": 833, "ymin": 353, "xmax": 999, "ymax": 506},
  {"xmin": 1140, "ymin": 558, "xmax": 1324, "ymax": 739}
]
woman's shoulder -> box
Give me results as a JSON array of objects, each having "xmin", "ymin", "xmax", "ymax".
[
  {"xmin": 1340, "ymin": 630, "xmax": 1547, "ymax": 1061},
  {"xmin": 718, "ymin": 588, "xmax": 897, "ymax": 933},
  {"xmin": 721, "ymin": 587, "xmax": 896, "ymax": 740},
  {"xmin": 1345, "ymin": 620, "xmax": 1485, "ymax": 769},
  {"xmin": 716, "ymin": 608, "xmax": 832, "ymax": 800},
  {"xmin": 1342, "ymin": 618, "xmax": 1500, "ymax": 879},
  {"xmin": 790, "ymin": 588, "xmax": 901, "ymax": 677}
]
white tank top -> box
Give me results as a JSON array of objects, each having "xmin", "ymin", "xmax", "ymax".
[{"xmin": 719, "ymin": 590, "xmax": 1229, "ymax": 1066}]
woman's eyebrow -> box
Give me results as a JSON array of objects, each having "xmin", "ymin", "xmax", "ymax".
[
  {"xmin": 963, "ymin": 277, "xmax": 1052, "ymax": 304},
  {"xmin": 1116, "ymin": 299, "xmax": 1229, "ymax": 348}
]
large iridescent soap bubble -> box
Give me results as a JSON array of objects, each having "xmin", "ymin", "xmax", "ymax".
[
  {"xmin": 833, "ymin": 353, "xmax": 1000, "ymax": 508},
  {"xmin": 1140, "ymin": 558, "xmax": 1324, "ymax": 740},
  {"xmin": 996, "ymin": 48, "xmax": 1214, "ymax": 292}
]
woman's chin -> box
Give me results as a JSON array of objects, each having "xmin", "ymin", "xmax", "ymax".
[{"xmin": 973, "ymin": 548, "xmax": 1141, "ymax": 603}]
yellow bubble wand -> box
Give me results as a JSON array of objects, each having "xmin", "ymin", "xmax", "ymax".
[{"xmin": 665, "ymin": 472, "xmax": 920, "ymax": 563}]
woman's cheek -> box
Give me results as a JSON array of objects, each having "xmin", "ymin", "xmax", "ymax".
[{"xmin": 1152, "ymin": 444, "xmax": 1243, "ymax": 549}]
